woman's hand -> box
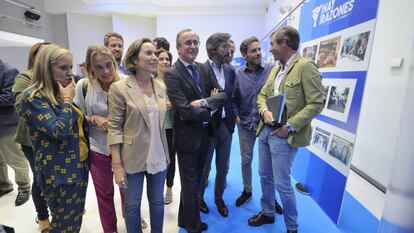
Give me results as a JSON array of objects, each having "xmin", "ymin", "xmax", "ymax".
[
  {"xmin": 92, "ymin": 115, "xmax": 108, "ymax": 132},
  {"xmin": 113, "ymin": 165, "xmax": 127, "ymax": 189},
  {"xmin": 58, "ymin": 80, "xmax": 75, "ymax": 102}
]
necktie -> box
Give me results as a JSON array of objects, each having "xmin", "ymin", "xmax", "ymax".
[{"xmin": 188, "ymin": 64, "xmax": 202, "ymax": 96}]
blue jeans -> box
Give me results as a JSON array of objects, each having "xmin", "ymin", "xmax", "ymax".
[
  {"xmin": 258, "ymin": 125, "xmax": 298, "ymax": 231},
  {"xmin": 199, "ymin": 121, "xmax": 232, "ymax": 199},
  {"xmin": 237, "ymin": 125, "xmax": 257, "ymax": 193},
  {"xmin": 124, "ymin": 169, "xmax": 167, "ymax": 233}
]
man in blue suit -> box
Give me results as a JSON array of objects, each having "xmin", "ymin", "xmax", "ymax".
[{"xmin": 198, "ymin": 33, "xmax": 236, "ymax": 217}]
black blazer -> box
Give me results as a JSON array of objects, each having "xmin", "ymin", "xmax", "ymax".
[
  {"xmin": 165, "ymin": 59, "xmax": 227, "ymax": 153},
  {"xmin": 201, "ymin": 61, "xmax": 236, "ymax": 134}
]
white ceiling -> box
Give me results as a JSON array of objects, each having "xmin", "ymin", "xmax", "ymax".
[{"xmin": 44, "ymin": 0, "xmax": 270, "ymax": 16}]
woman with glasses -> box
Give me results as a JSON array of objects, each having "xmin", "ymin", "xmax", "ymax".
[
  {"xmin": 108, "ymin": 38, "xmax": 170, "ymax": 233},
  {"xmin": 20, "ymin": 44, "xmax": 89, "ymax": 232},
  {"xmin": 74, "ymin": 44, "xmax": 121, "ymax": 233}
]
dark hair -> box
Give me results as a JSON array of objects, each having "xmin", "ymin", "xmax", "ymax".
[
  {"xmin": 272, "ymin": 26, "xmax": 300, "ymax": 51},
  {"xmin": 205, "ymin": 32, "xmax": 231, "ymax": 58},
  {"xmin": 27, "ymin": 42, "xmax": 51, "ymax": 70},
  {"xmin": 156, "ymin": 48, "xmax": 173, "ymax": 66},
  {"xmin": 240, "ymin": 36, "xmax": 259, "ymax": 55},
  {"xmin": 153, "ymin": 37, "xmax": 170, "ymax": 51},
  {"xmin": 124, "ymin": 38, "xmax": 153, "ymax": 75},
  {"xmin": 103, "ymin": 32, "xmax": 124, "ymax": 46}
]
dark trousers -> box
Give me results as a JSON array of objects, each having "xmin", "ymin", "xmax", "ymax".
[
  {"xmin": 177, "ymin": 128, "xmax": 209, "ymax": 233},
  {"xmin": 21, "ymin": 145, "xmax": 49, "ymax": 221},
  {"xmin": 165, "ymin": 129, "xmax": 176, "ymax": 188},
  {"xmin": 199, "ymin": 121, "xmax": 232, "ymax": 200}
]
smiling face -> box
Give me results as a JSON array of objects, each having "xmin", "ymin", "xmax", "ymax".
[
  {"xmin": 157, "ymin": 51, "xmax": 171, "ymax": 73},
  {"xmin": 91, "ymin": 53, "xmax": 115, "ymax": 85},
  {"xmin": 244, "ymin": 41, "xmax": 262, "ymax": 66},
  {"xmin": 51, "ymin": 54, "xmax": 73, "ymax": 87},
  {"xmin": 177, "ymin": 31, "xmax": 200, "ymax": 64},
  {"xmin": 107, "ymin": 36, "xmax": 124, "ymax": 63},
  {"xmin": 135, "ymin": 42, "xmax": 158, "ymax": 74}
]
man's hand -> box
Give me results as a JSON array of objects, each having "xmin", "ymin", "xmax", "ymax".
[
  {"xmin": 263, "ymin": 110, "xmax": 275, "ymax": 126},
  {"xmin": 210, "ymin": 88, "xmax": 219, "ymax": 96},
  {"xmin": 191, "ymin": 99, "xmax": 202, "ymax": 108},
  {"xmin": 271, "ymin": 125, "xmax": 289, "ymax": 138},
  {"xmin": 236, "ymin": 116, "xmax": 241, "ymax": 125}
]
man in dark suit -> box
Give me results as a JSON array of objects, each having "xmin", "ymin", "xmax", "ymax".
[
  {"xmin": 197, "ymin": 32, "xmax": 235, "ymax": 217},
  {"xmin": 165, "ymin": 28, "xmax": 227, "ymax": 233}
]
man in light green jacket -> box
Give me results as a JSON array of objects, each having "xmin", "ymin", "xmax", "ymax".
[{"xmin": 248, "ymin": 26, "xmax": 324, "ymax": 233}]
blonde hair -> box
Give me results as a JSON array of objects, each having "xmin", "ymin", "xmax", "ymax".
[
  {"xmin": 27, "ymin": 44, "xmax": 72, "ymax": 106},
  {"xmin": 85, "ymin": 44, "xmax": 120, "ymax": 82}
]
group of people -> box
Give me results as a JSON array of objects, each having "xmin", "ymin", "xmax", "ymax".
[{"xmin": 0, "ymin": 25, "xmax": 324, "ymax": 233}]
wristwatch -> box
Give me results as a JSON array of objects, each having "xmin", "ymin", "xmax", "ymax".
[
  {"xmin": 284, "ymin": 123, "xmax": 293, "ymax": 132},
  {"xmin": 200, "ymin": 99, "xmax": 208, "ymax": 108}
]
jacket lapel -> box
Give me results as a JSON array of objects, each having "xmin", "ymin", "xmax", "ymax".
[
  {"xmin": 176, "ymin": 60, "xmax": 202, "ymax": 98},
  {"xmin": 279, "ymin": 54, "xmax": 301, "ymax": 93},
  {"xmin": 125, "ymin": 77, "xmax": 150, "ymax": 128}
]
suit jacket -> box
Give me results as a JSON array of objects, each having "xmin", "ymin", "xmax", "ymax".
[
  {"xmin": 20, "ymin": 91, "xmax": 89, "ymax": 187},
  {"xmin": 107, "ymin": 76, "xmax": 170, "ymax": 174},
  {"xmin": 201, "ymin": 61, "xmax": 236, "ymax": 134},
  {"xmin": 0, "ymin": 59, "xmax": 19, "ymax": 134},
  {"xmin": 165, "ymin": 59, "xmax": 227, "ymax": 153},
  {"xmin": 257, "ymin": 54, "xmax": 324, "ymax": 147}
]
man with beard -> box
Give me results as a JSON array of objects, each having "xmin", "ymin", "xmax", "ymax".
[
  {"xmin": 232, "ymin": 36, "xmax": 283, "ymax": 214},
  {"xmin": 197, "ymin": 33, "xmax": 235, "ymax": 217},
  {"xmin": 104, "ymin": 32, "xmax": 127, "ymax": 76}
]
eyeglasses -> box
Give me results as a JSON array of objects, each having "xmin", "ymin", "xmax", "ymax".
[{"xmin": 182, "ymin": 40, "xmax": 200, "ymax": 47}]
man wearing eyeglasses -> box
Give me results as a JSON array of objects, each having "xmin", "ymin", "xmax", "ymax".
[{"xmin": 165, "ymin": 28, "xmax": 227, "ymax": 233}]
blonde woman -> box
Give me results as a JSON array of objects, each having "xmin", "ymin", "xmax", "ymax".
[
  {"xmin": 20, "ymin": 44, "xmax": 89, "ymax": 232},
  {"xmin": 74, "ymin": 44, "xmax": 121, "ymax": 233},
  {"xmin": 108, "ymin": 38, "xmax": 169, "ymax": 233}
]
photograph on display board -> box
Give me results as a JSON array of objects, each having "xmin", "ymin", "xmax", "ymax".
[
  {"xmin": 311, "ymin": 127, "xmax": 331, "ymax": 152},
  {"xmin": 328, "ymin": 135, "xmax": 353, "ymax": 166},
  {"xmin": 327, "ymin": 86, "xmax": 350, "ymax": 113},
  {"xmin": 317, "ymin": 36, "xmax": 340, "ymax": 68},
  {"xmin": 340, "ymin": 31, "xmax": 371, "ymax": 62},
  {"xmin": 302, "ymin": 44, "xmax": 318, "ymax": 62},
  {"xmin": 323, "ymin": 85, "xmax": 330, "ymax": 106}
]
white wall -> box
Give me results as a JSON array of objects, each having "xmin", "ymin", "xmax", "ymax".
[
  {"xmin": 112, "ymin": 13, "xmax": 156, "ymax": 50},
  {"xmin": 66, "ymin": 13, "xmax": 112, "ymax": 72},
  {"xmin": 156, "ymin": 14, "xmax": 265, "ymax": 63},
  {"xmin": 351, "ymin": 0, "xmax": 414, "ymax": 187}
]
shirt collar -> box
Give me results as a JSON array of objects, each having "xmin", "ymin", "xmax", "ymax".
[
  {"xmin": 278, "ymin": 52, "xmax": 298, "ymax": 71},
  {"xmin": 242, "ymin": 62, "xmax": 265, "ymax": 72},
  {"xmin": 179, "ymin": 57, "xmax": 193, "ymax": 67}
]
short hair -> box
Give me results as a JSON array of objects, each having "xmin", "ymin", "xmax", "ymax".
[
  {"xmin": 29, "ymin": 44, "xmax": 71, "ymax": 105},
  {"xmin": 176, "ymin": 28, "xmax": 198, "ymax": 46},
  {"xmin": 240, "ymin": 36, "xmax": 259, "ymax": 55},
  {"xmin": 124, "ymin": 38, "xmax": 153, "ymax": 75},
  {"xmin": 27, "ymin": 42, "xmax": 51, "ymax": 70},
  {"xmin": 104, "ymin": 32, "xmax": 124, "ymax": 47},
  {"xmin": 272, "ymin": 26, "xmax": 300, "ymax": 51},
  {"xmin": 205, "ymin": 32, "xmax": 231, "ymax": 58},
  {"xmin": 156, "ymin": 48, "xmax": 173, "ymax": 66},
  {"xmin": 153, "ymin": 37, "xmax": 170, "ymax": 51},
  {"xmin": 84, "ymin": 44, "xmax": 120, "ymax": 82}
]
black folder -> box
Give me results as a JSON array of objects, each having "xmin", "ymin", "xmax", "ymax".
[{"xmin": 266, "ymin": 94, "xmax": 286, "ymax": 123}]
